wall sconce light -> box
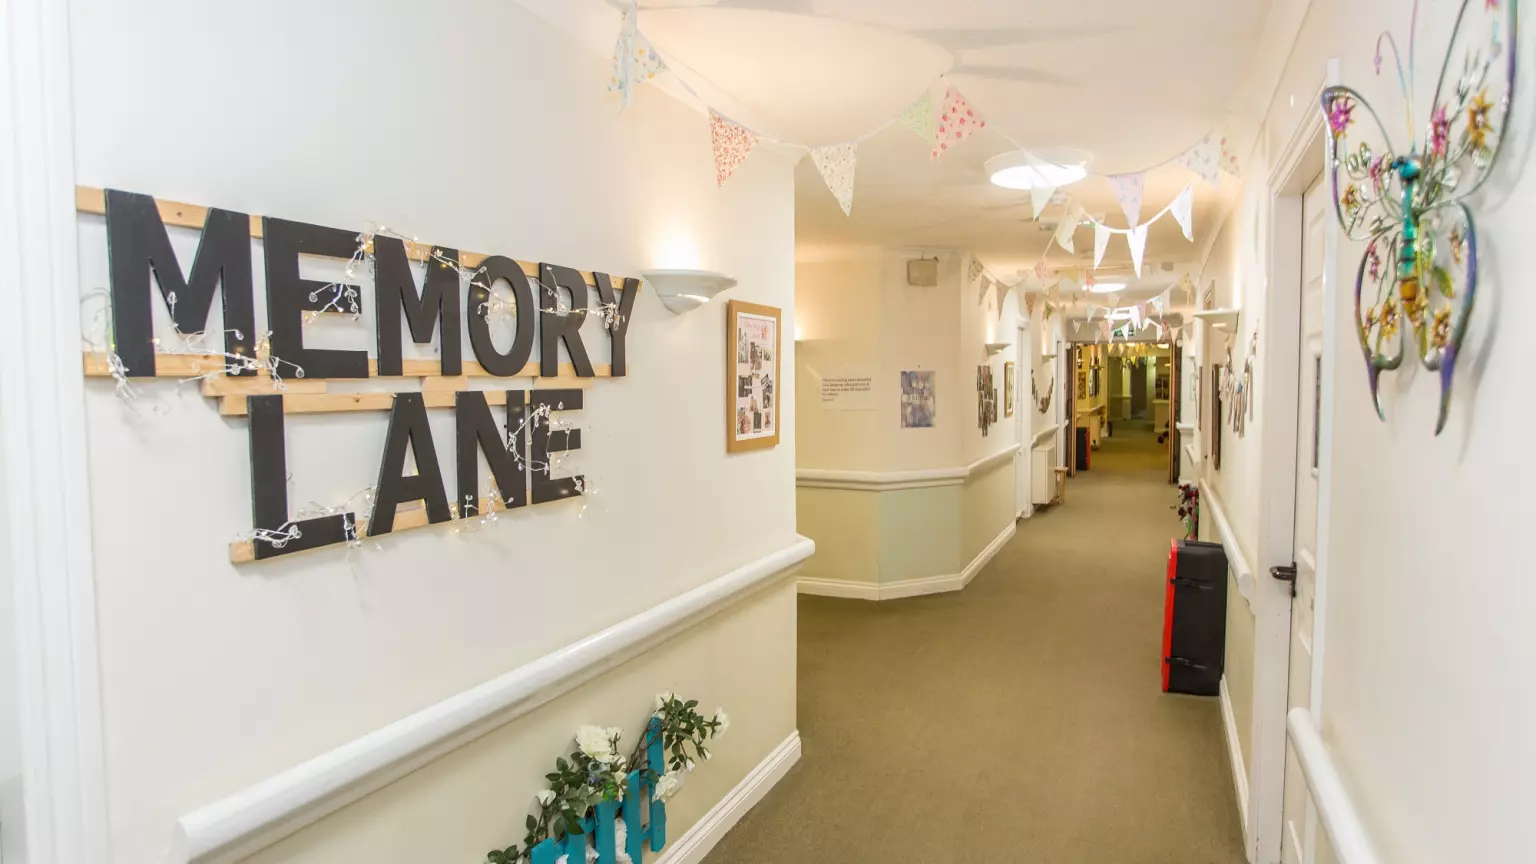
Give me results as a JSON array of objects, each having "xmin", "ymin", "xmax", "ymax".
[{"xmin": 641, "ymin": 269, "xmax": 737, "ymax": 314}]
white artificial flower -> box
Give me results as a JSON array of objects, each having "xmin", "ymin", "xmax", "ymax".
[
  {"xmin": 585, "ymin": 842, "xmax": 599, "ymax": 863},
  {"xmin": 653, "ymin": 691, "xmax": 676, "ymax": 712},
  {"xmin": 684, "ymin": 758, "xmax": 697, "ymax": 773},
  {"xmin": 615, "ymin": 819, "xmax": 633, "ymax": 864},
  {"xmin": 555, "ymin": 856, "xmax": 568, "ymax": 864},
  {"xmin": 535, "ymin": 789, "xmax": 556, "ymax": 807},
  {"xmin": 652, "ymin": 769, "xmax": 685, "ymax": 801},
  {"xmin": 575, "ymin": 725, "xmax": 616, "ymax": 763},
  {"xmin": 713, "ymin": 708, "xmax": 730, "ymax": 736}
]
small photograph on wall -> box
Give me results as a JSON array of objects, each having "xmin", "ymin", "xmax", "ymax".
[
  {"xmin": 900, "ymin": 370, "xmax": 936, "ymax": 428},
  {"xmin": 1004, "ymin": 362, "xmax": 1015, "ymax": 417},
  {"xmin": 726, "ymin": 301, "xmax": 781, "ymax": 453}
]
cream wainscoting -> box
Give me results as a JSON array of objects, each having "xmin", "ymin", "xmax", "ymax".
[
  {"xmin": 796, "ymin": 445, "xmax": 1020, "ymax": 600},
  {"xmin": 174, "ymin": 538, "xmax": 814, "ymax": 864}
]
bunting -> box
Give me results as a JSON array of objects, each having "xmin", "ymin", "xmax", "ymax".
[
  {"xmin": 607, "ymin": 8, "xmax": 666, "ymax": 112},
  {"xmin": 1030, "ymin": 183, "xmax": 1055, "ymax": 219},
  {"xmin": 1219, "ymin": 135, "xmax": 1242, "ymax": 176},
  {"xmin": 931, "ymin": 86, "xmax": 986, "ymax": 159},
  {"xmin": 994, "ymin": 279, "xmax": 1008, "ymax": 320},
  {"xmin": 900, "ymin": 91, "xmax": 936, "ymax": 143},
  {"xmin": 968, "ymin": 258, "xmax": 985, "ymax": 285},
  {"xmin": 1052, "ymin": 203, "xmax": 1084, "ymax": 255},
  {"xmin": 1126, "ymin": 224, "xmax": 1149, "ymax": 276},
  {"xmin": 1170, "ymin": 185, "xmax": 1195, "ymax": 241},
  {"xmin": 810, "ymin": 143, "xmax": 858, "ymax": 216},
  {"xmin": 1093, "ymin": 223, "xmax": 1111, "ymax": 269},
  {"xmin": 1107, "ymin": 173, "xmax": 1146, "ymax": 226},
  {"xmin": 1177, "ymin": 135, "xmax": 1223, "ymax": 187},
  {"xmin": 710, "ymin": 110, "xmax": 759, "ymax": 186},
  {"xmin": 1025, "ymin": 294, "xmax": 1036, "ymax": 316}
]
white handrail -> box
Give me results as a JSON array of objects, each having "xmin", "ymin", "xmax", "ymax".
[
  {"xmin": 1032, "ymin": 421, "xmax": 1064, "ymax": 448},
  {"xmin": 1198, "ymin": 479, "xmax": 1254, "ymax": 604},
  {"xmin": 1287, "ymin": 708, "xmax": 1381, "ymax": 864}
]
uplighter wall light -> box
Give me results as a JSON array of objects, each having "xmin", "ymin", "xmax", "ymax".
[{"xmin": 641, "ymin": 269, "xmax": 737, "ymax": 314}]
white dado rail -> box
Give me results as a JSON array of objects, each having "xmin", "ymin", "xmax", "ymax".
[
  {"xmin": 1198, "ymin": 479, "xmax": 1254, "ymax": 606},
  {"xmin": 170, "ymin": 537, "xmax": 816, "ymax": 864},
  {"xmin": 1287, "ymin": 708, "xmax": 1381, "ymax": 864},
  {"xmin": 796, "ymin": 443, "xmax": 1022, "ymax": 492},
  {"xmin": 1032, "ymin": 421, "xmax": 1064, "ymax": 448}
]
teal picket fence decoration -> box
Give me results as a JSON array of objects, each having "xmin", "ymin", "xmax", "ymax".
[{"xmin": 529, "ymin": 718, "xmax": 668, "ymax": 864}]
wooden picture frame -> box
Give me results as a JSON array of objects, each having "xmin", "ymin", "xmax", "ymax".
[{"xmin": 726, "ymin": 300, "xmax": 781, "ymax": 453}]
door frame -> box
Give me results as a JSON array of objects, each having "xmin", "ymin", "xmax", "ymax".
[
  {"xmin": 1015, "ymin": 318, "xmax": 1031, "ymax": 518},
  {"xmin": 1247, "ymin": 59, "xmax": 1340, "ymax": 864},
  {"xmin": 0, "ymin": 0, "xmax": 114, "ymax": 860}
]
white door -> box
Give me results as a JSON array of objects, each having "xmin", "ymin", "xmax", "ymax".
[
  {"xmin": 1015, "ymin": 323, "xmax": 1030, "ymax": 518},
  {"xmin": 1280, "ymin": 175, "xmax": 1327, "ymax": 864}
]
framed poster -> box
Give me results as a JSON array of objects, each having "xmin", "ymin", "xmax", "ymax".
[
  {"xmin": 900, "ymin": 370, "xmax": 936, "ymax": 428},
  {"xmin": 726, "ymin": 300, "xmax": 781, "ymax": 453},
  {"xmin": 1004, "ymin": 362, "xmax": 1015, "ymax": 417}
]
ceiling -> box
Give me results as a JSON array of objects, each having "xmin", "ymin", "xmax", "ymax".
[{"xmin": 522, "ymin": 0, "xmax": 1281, "ymax": 307}]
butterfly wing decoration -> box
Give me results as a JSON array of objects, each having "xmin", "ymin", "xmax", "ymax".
[
  {"xmin": 1410, "ymin": 0, "xmax": 1517, "ymax": 432},
  {"xmin": 1321, "ymin": 0, "xmax": 1518, "ymax": 434}
]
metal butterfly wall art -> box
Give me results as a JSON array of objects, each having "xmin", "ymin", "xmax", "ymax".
[{"xmin": 1320, "ymin": 0, "xmax": 1517, "ymax": 434}]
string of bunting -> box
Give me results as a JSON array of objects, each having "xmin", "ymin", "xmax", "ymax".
[{"xmin": 607, "ymin": 2, "xmax": 1243, "ymax": 229}]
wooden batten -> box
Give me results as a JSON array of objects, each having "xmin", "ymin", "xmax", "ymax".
[
  {"xmin": 75, "ymin": 185, "xmax": 643, "ymax": 290},
  {"xmin": 228, "ymin": 495, "xmax": 510, "ymax": 563}
]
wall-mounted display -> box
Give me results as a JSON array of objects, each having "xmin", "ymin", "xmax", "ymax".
[
  {"xmin": 977, "ymin": 365, "xmax": 998, "ymax": 435},
  {"xmin": 1033, "ymin": 370, "xmax": 1054, "ymax": 415},
  {"xmin": 727, "ymin": 301, "xmax": 780, "ymax": 452},
  {"xmin": 1320, "ymin": 0, "xmax": 1515, "ymax": 435},
  {"xmin": 1004, "ymin": 362, "xmax": 1016, "ymax": 417},
  {"xmin": 900, "ymin": 370, "xmax": 936, "ymax": 428}
]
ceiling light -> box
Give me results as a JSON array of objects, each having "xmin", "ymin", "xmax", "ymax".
[
  {"xmin": 985, "ymin": 149, "xmax": 1089, "ymax": 190},
  {"xmin": 1087, "ymin": 282, "xmax": 1126, "ymax": 294}
]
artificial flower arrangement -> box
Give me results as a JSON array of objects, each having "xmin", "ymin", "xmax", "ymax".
[
  {"xmin": 1174, "ymin": 482, "xmax": 1199, "ymax": 540},
  {"xmin": 486, "ymin": 693, "xmax": 729, "ymax": 864}
]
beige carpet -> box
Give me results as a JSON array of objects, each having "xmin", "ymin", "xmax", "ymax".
[{"xmin": 706, "ymin": 421, "xmax": 1245, "ymax": 864}]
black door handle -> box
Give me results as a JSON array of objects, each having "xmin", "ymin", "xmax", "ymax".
[{"xmin": 1270, "ymin": 563, "xmax": 1297, "ymax": 598}]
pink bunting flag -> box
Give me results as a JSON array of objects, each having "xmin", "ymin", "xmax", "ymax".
[
  {"xmin": 710, "ymin": 110, "xmax": 759, "ymax": 186},
  {"xmin": 931, "ymin": 86, "xmax": 986, "ymax": 159},
  {"xmin": 994, "ymin": 279, "xmax": 1007, "ymax": 320},
  {"xmin": 1219, "ymin": 135, "xmax": 1242, "ymax": 176},
  {"xmin": 1025, "ymin": 294, "xmax": 1036, "ymax": 316},
  {"xmin": 1107, "ymin": 173, "xmax": 1146, "ymax": 226},
  {"xmin": 1178, "ymin": 135, "xmax": 1222, "ymax": 187}
]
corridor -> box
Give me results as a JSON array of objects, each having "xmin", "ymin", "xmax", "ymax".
[{"xmin": 709, "ymin": 422, "xmax": 1245, "ymax": 863}]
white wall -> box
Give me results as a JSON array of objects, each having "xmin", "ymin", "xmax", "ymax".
[{"xmin": 67, "ymin": 0, "xmax": 798, "ymax": 860}]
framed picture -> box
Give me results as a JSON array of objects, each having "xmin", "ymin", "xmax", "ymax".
[
  {"xmin": 1004, "ymin": 362, "xmax": 1015, "ymax": 417},
  {"xmin": 900, "ymin": 370, "xmax": 936, "ymax": 428},
  {"xmin": 726, "ymin": 300, "xmax": 781, "ymax": 453}
]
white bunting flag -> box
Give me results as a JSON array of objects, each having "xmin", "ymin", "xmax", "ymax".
[
  {"xmin": 900, "ymin": 91, "xmax": 936, "ymax": 143},
  {"xmin": 1107, "ymin": 173, "xmax": 1146, "ymax": 227},
  {"xmin": 710, "ymin": 110, "xmax": 758, "ymax": 186},
  {"xmin": 1030, "ymin": 183, "xmax": 1056, "ymax": 219},
  {"xmin": 1093, "ymin": 223, "xmax": 1112, "ymax": 270},
  {"xmin": 607, "ymin": 9, "xmax": 666, "ymax": 112},
  {"xmin": 810, "ymin": 143, "xmax": 858, "ymax": 216},
  {"xmin": 1129, "ymin": 304, "xmax": 1142, "ymax": 330},
  {"xmin": 931, "ymin": 86, "xmax": 986, "ymax": 159},
  {"xmin": 1053, "ymin": 202, "xmax": 1083, "ymax": 254},
  {"xmin": 1086, "ymin": 305, "xmax": 1097, "ymax": 323},
  {"xmin": 994, "ymin": 279, "xmax": 1007, "ymax": 319},
  {"xmin": 1178, "ymin": 135, "xmax": 1222, "ymax": 187},
  {"xmin": 1151, "ymin": 294, "xmax": 1165, "ymax": 316},
  {"xmin": 1126, "ymin": 224, "xmax": 1149, "ymax": 276},
  {"xmin": 1170, "ymin": 184, "xmax": 1195, "ymax": 241},
  {"xmin": 1219, "ymin": 134, "xmax": 1242, "ymax": 177}
]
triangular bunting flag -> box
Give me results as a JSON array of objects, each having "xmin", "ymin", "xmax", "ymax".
[
  {"xmin": 710, "ymin": 110, "xmax": 758, "ymax": 186},
  {"xmin": 1086, "ymin": 305, "xmax": 1097, "ymax": 323},
  {"xmin": 1093, "ymin": 223, "xmax": 1112, "ymax": 270},
  {"xmin": 931, "ymin": 86, "xmax": 986, "ymax": 159},
  {"xmin": 1126, "ymin": 224, "xmax": 1149, "ymax": 276},
  {"xmin": 1170, "ymin": 184, "xmax": 1195, "ymax": 241},
  {"xmin": 1025, "ymin": 294, "xmax": 1036, "ymax": 316},
  {"xmin": 1177, "ymin": 135, "xmax": 1222, "ymax": 187},
  {"xmin": 1032, "ymin": 260, "xmax": 1052, "ymax": 283},
  {"xmin": 994, "ymin": 280, "xmax": 1007, "ymax": 320},
  {"xmin": 1107, "ymin": 173, "xmax": 1146, "ymax": 227},
  {"xmin": 1151, "ymin": 294, "xmax": 1165, "ymax": 316},
  {"xmin": 810, "ymin": 142, "xmax": 858, "ymax": 216},
  {"xmin": 1030, "ymin": 182, "xmax": 1055, "ymax": 219},
  {"xmin": 1053, "ymin": 202, "xmax": 1083, "ymax": 255},
  {"xmin": 1129, "ymin": 304, "xmax": 1142, "ymax": 330},
  {"xmin": 900, "ymin": 91, "xmax": 936, "ymax": 143},
  {"xmin": 607, "ymin": 9, "xmax": 666, "ymax": 112},
  {"xmin": 1219, "ymin": 135, "xmax": 1242, "ymax": 176},
  {"xmin": 968, "ymin": 258, "xmax": 984, "ymax": 285}
]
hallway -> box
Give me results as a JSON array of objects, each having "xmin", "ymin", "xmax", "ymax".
[{"xmin": 709, "ymin": 422, "xmax": 1245, "ymax": 863}]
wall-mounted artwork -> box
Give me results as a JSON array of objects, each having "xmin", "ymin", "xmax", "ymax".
[
  {"xmin": 1004, "ymin": 362, "xmax": 1015, "ymax": 417},
  {"xmin": 726, "ymin": 300, "xmax": 780, "ymax": 453},
  {"xmin": 900, "ymin": 370, "xmax": 936, "ymax": 428},
  {"xmin": 977, "ymin": 365, "xmax": 998, "ymax": 435}
]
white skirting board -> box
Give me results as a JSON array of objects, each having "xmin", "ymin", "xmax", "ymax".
[
  {"xmin": 798, "ymin": 522, "xmax": 1016, "ymax": 601},
  {"xmin": 653, "ymin": 731, "xmax": 802, "ymax": 864},
  {"xmin": 1221, "ymin": 676, "xmax": 1254, "ymax": 861}
]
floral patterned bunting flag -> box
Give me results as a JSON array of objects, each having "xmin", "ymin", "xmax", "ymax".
[
  {"xmin": 1177, "ymin": 134, "xmax": 1222, "ymax": 187},
  {"xmin": 900, "ymin": 91, "xmax": 936, "ymax": 142},
  {"xmin": 810, "ymin": 142, "xmax": 858, "ymax": 216},
  {"xmin": 968, "ymin": 257, "xmax": 985, "ymax": 285},
  {"xmin": 1218, "ymin": 134, "xmax": 1242, "ymax": 176},
  {"xmin": 607, "ymin": 9, "xmax": 666, "ymax": 112},
  {"xmin": 1093, "ymin": 223, "xmax": 1111, "ymax": 269},
  {"xmin": 710, "ymin": 110, "xmax": 758, "ymax": 186},
  {"xmin": 994, "ymin": 279, "xmax": 1007, "ymax": 320},
  {"xmin": 1107, "ymin": 172, "xmax": 1146, "ymax": 226},
  {"xmin": 931, "ymin": 86, "xmax": 986, "ymax": 159},
  {"xmin": 1025, "ymin": 294, "xmax": 1036, "ymax": 316},
  {"xmin": 1170, "ymin": 184, "xmax": 1195, "ymax": 241}
]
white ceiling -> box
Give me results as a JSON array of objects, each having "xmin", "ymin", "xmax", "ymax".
[{"xmin": 520, "ymin": 0, "xmax": 1281, "ymax": 305}]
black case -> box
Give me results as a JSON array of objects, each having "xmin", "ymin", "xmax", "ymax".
[{"xmin": 1161, "ymin": 539, "xmax": 1229, "ymax": 696}]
